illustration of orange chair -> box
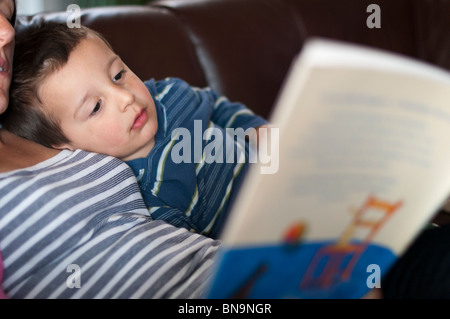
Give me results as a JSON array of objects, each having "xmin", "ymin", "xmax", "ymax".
[{"xmin": 300, "ymin": 195, "xmax": 402, "ymax": 289}]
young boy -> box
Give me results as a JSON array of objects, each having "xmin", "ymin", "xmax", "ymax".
[{"xmin": 3, "ymin": 22, "xmax": 268, "ymax": 238}]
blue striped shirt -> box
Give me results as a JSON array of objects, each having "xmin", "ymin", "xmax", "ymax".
[
  {"xmin": 0, "ymin": 150, "xmax": 219, "ymax": 298},
  {"xmin": 127, "ymin": 78, "xmax": 268, "ymax": 238}
]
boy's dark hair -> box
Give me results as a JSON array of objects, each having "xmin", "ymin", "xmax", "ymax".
[{"xmin": 2, "ymin": 21, "xmax": 112, "ymax": 148}]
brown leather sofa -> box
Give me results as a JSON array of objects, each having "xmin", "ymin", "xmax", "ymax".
[
  {"xmin": 15, "ymin": 0, "xmax": 450, "ymax": 120},
  {"xmin": 14, "ymin": 0, "xmax": 450, "ymax": 224}
]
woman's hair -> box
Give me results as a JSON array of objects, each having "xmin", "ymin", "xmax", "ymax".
[{"xmin": 2, "ymin": 21, "xmax": 113, "ymax": 148}]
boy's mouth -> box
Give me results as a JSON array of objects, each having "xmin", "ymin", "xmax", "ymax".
[{"xmin": 132, "ymin": 109, "xmax": 148, "ymax": 130}]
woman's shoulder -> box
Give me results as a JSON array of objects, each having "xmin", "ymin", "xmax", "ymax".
[
  {"xmin": 0, "ymin": 149, "xmax": 128, "ymax": 180},
  {"xmin": 0, "ymin": 130, "xmax": 61, "ymax": 174}
]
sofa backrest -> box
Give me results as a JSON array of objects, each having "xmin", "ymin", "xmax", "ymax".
[{"xmin": 15, "ymin": 0, "xmax": 450, "ymax": 119}]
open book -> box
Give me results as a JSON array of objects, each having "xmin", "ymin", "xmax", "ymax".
[{"xmin": 206, "ymin": 38, "xmax": 450, "ymax": 298}]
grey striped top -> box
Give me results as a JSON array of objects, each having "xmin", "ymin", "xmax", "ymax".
[{"xmin": 0, "ymin": 149, "xmax": 219, "ymax": 298}]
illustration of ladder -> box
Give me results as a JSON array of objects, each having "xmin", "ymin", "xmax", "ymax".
[{"xmin": 300, "ymin": 195, "xmax": 402, "ymax": 289}]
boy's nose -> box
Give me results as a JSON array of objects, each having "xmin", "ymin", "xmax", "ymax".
[{"xmin": 117, "ymin": 88, "xmax": 135, "ymax": 112}]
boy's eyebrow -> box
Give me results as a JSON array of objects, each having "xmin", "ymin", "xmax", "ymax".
[
  {"xmin": 73, "ymin": 54, "xmax": 121, "ymax": 118},
  {"xmin": 74, "ymin": 94, "xmax": 89, "ymax": 119},
  {"xmin": 107, "ymin": 55, "xmax": 121, "ymax": 69}
]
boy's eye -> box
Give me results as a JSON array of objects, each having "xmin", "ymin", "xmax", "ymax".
[
  {"xmin": 90, "ymin": 101, "xmax": 102, "ymax": 116},
  {"xmin": 113, "ymin": 70, "xmax": 125, "ymax": 82}
]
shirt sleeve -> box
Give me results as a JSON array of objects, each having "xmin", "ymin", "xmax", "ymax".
[
  {"xmin": 153, "ymin": 77, "xmax": 269, "ymax": 131},
  {"xmin": 204, "ymin": 87, "xmax": 269, "ymax": 131}
]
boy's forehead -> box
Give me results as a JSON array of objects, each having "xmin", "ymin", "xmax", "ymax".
[
  {"xmin": 39, "ymin": 36, "xmax": 115, "ymax": 103},
  {"xmin": 70, "ymin": 33, "xmax": 116, "ymax": 63},
  {"xmin": 86, "ymin": 31, "xmax": 115, "ymax": 51},
  {"xmin": 75, "ymin": 36, "xmax": 117, "ymax": 66}
]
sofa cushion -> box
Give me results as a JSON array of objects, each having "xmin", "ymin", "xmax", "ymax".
[
  {"xmin": 155, "ymin": 0, "xmax": 305, "ymax": 118},
  {"xmin": 286, "ymin": 0, "xmax": 417, "ymax": 59},
  {"xmin": 15, "ymin": 6, "xmax": 208, "ymax": 89}
]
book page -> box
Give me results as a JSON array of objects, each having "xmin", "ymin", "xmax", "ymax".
[
  {"xmin": 208, "ymin": 41, "xmax": 450, "ymax": 298},
  {"xmin": 223, "ymin": 67, "xmax": 450, "ymax": 253}
]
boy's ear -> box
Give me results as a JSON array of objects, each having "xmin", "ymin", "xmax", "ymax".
[{"xmin": 52, "ymin": 143, "xmax": 76, "ymax": 151}]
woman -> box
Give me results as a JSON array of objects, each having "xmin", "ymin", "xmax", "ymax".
[{"xmin": 0, "ymin": 0, "xmax": 219, "ymax": 298}]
